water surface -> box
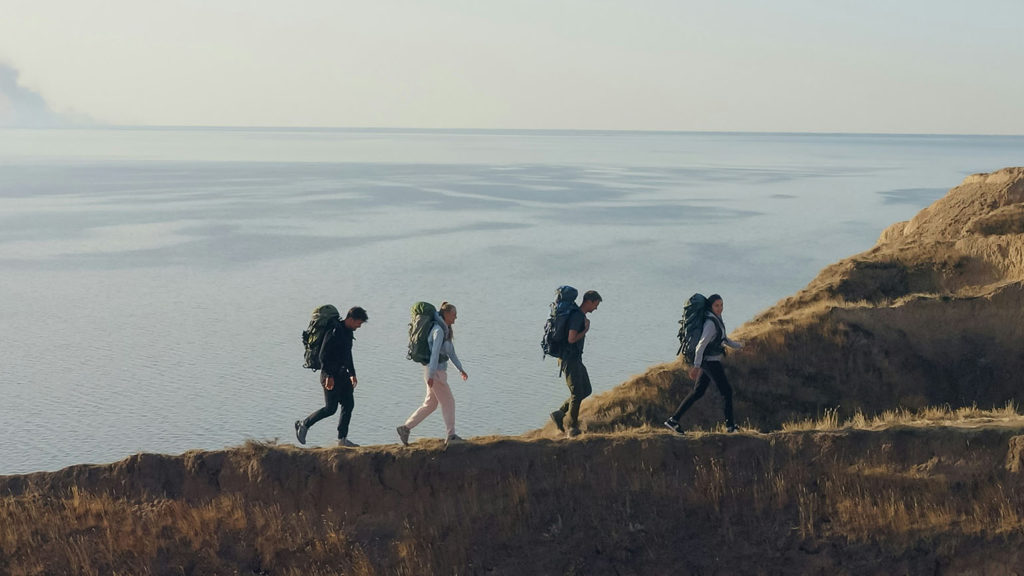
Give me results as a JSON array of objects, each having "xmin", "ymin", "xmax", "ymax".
[{"xmin": 1, "ymin": 128, "xmax": 1021, "ymax": 474}]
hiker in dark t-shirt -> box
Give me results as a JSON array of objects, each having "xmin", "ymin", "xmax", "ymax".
[
  {"xmin": 295, "ymin": 306, "xmax": 368, "ymax": 448},
  {"xmin": 550, "ymin": 290, "xmax": 602, "ymax": 438}
]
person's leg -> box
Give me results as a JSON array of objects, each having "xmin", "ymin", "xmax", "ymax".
[
  {"xmin": 336, "ymin": 382, "xmax": 355, "ymax": 439},
  {"xmin": 431, "ymin": 369, "xmax": 456, "ymax": 437},
  {"xmin": 557, "ymin": 359, "xmax": 572, "ymax": 415},
  {"xmin": 705, "ymin": 362, "xmax": 735, "ymax": 429},
  {"xmin": 404, "ymin": 367, "xmax": 439, "ymax": 430},
  {"xmin": 670, "ymin": 371, "xmax": 711, "ymax": 421},
  {"xmin": 304, "ymin": 376, "xmax": 340, "ymax": 429},
  {"xmin": 565, "ymin": 358, "xmax": 592, "ymax": 430}
]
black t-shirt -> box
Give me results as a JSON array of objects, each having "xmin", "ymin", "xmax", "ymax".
[{"xmin": 565, "ymin": 309, "xmax": 587, "ymax": 356}]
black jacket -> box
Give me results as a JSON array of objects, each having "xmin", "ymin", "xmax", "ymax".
[{"xmin": 319, "ymin": 320, "xmax": 356, "ymax": 379}]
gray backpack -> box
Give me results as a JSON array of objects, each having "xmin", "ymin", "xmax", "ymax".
[{"xmin": 676, "ymin": 294, "xmax": 707, "ymax": 363}]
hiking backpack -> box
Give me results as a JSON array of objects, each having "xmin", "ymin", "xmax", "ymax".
[
  {"xmin": 407, "ymin": 301, "xmax": 438, "ymax": 365},
  {"xmin": 676, "ymin": 293, "xmax": 708, "ymax": 364},
  {"xmin": 541, "ymin": 285, "xmax": 579, "ymax": 359},
  {"xmin": 302, "ymin": 304, "xmax": 341, "ymax": 371}
]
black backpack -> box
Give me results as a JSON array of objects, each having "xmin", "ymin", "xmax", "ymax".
[
  {"xmin": 541, "ymin": 286, "xmax": 579, "ymax": 359},
  {"xmin": 301, "ymin": 304, "xmax": 341, "ymax": 371},
  {"xmin": 676, "ymin": 293, "xmax": 708, "ymax": 364}
]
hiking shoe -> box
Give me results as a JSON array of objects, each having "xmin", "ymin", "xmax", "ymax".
[
  {"xmin": 726, "ymin": 425, "xmax": 738, "ymax": 433},
  {"xmin": 337, "ymin": 438, "xmax": 360, "ymax": 448},
  {"xmin": 446, "ymin": 434, "xmax": 465, "ymax": 446},
  {"xmin": 397, "ymin": 425, "xmax": 411, "ymax": 446},
  {"xmin": 663, "ymin": 418, "xmax": 683, "ymax": 434},
  {"xmin": 550, "ymin": 410, "xmax": 566, "ymax": 433},
  {"xmin": 294, "ymin": 420, "xmax": 308, "ymax": 445},
  {"xmin": 566, "ymin": 427, "xmax": 581, "ymax": 438}
]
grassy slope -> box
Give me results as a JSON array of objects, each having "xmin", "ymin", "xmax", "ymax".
[{"xmin": 560, "ymin": 168, "xmax": 1024, "ymax": 436}]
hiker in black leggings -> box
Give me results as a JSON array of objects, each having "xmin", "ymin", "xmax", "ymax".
[{"xmin": 665, "ymin": 294, "xmax": 743, "ymax": 434}]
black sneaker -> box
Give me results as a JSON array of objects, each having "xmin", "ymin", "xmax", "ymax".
[
  {"xmin": 726, "ymin": 425, "xmax": 738, "ymax": 433},
  {"xmin": 294, "ymin": 420, "xmax": 308, "ymax": 445},
  {"xmin": 396, "ymin": 425, "xmax": 411, "ymax": 446},
  {"xmin": 550, "ymin": 410, "xmax": 566, "ymax": 433},
  {"xmin": 664, "ymin": 419, "xmax": 683, "ymax": 434},
  {"xmin": 566, "ymin": 427, "xmax": 581, "ymax": 438}
]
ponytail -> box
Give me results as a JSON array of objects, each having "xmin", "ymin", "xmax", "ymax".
[{"xmin": 439, "ymin": 301, "xmax": 456, "ymax": 341}]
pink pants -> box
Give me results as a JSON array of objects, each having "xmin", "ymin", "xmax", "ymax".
[{"xmin": 404, "ymin": 367, "xmax": 455, "ymax": 436}]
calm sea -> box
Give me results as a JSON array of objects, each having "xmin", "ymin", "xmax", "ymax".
[{"xmin": 1, "ymin": 128, "xmax": 1022, "ymax": 474}]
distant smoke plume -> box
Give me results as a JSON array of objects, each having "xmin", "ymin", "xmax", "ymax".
[{"xmin": 0, "ymin": 62, "xmax": 86, "ymax": 127}]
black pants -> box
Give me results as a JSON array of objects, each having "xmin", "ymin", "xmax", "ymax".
[
  {"xmin": 557, "ymin": 355, "xmax": 592, "ymax": 429},
  {"xmin": 303, "ymin": 371, "xmax": 355, "ymax": 439},
  {"xmin": 671, "ymin": 360, "xmax": 734, "ymax": 428}
]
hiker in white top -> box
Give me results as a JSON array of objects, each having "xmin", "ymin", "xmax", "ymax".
[
  {"xmin": 397, "ymin": 302, "xmax": 469, "ymax": 447},
  {"xmin": 665, "ymin": 294, "xmax": 743, "ymax": 434}
]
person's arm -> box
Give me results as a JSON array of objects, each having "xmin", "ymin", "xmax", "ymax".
[
  {"xmin": 567, "ymin": 311, "xmax": 588, "ymax": 344},
  {"xmin": 447, "ymin": 342, "xmax": 466, "ymax": 377},
  {"xmin": 319, "ymin": 327, "xmax": 336, "ymax": 388},
  {"xmin": 318, "ymin": 326, "xmax": 336, "ymax": 374},
  {"xmin": 427, "ymin": 324, "xmax": 444, "ymax": 380},
  {"xmin": 724, "ymin": 336, "xmax": 743, "ymax": 349},
  {"xmin": 692, "ymin": 319, "xmax": 717, "ymax": 367},
  {"xmin": 687, "ymin": 319, "xmax": 717, "ymax": 379},
  {"xmin": 342, "ymin": 329, "xmax": 357, "ymax": 385}
]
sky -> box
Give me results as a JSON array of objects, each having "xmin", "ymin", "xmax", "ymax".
[{"xmin": 1, "ymin": 0, "xmax": 1023, "ymax": 134}]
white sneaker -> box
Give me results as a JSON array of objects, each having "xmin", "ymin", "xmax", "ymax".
[{"xmin": 446, "ymin": 434, "xmax": 465, "ymax": 446}]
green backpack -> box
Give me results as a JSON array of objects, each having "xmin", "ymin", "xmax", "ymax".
[
  {"xmin": 407, "ymin": 302, "xmax": 439, "ymax": 365},
  {"xmin": 302, "ymin": 304, "xmax": 340, "ymax": 371}
]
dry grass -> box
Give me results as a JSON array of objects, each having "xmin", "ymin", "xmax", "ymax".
[
  {"xmin": 0, "ymin": 488, "xmax": 374, "ymax": 576},
  {"xmin": 4, "ymin": 412, "xmax": 1024, "ymax": 574},
  {"xmin": 781, "ymin": 401, "xmax": 1023, "ymax": 432}
]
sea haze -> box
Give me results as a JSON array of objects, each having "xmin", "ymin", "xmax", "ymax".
[{"xmin": 1, "ymin": 128, "xmax": 1022, "ymax": 474}]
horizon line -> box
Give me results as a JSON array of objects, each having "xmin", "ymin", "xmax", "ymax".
[{"xmin": 3, "ymin": 124, "xmax": 1023, "ymax": 138}]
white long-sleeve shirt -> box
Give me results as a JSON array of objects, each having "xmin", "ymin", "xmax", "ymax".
[
  {"xmin": 427, "ymin": 321, "xmax": 464, "ymax": 376},
  {"xmin": 693, "ymin": 314, "xmax": 742, "ymax": 367}
]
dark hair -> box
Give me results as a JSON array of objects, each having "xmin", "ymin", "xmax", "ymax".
[
  {"xmin": 706, "ymin": 294, "xmax": 722, "ymax": 309},
  {"xmin": 582, "ymin": 290, "xmax": 602, "ymax": 303},
  {"xmin": 346, "ymin": 306, "xmax": 369, "ymax": 322}
]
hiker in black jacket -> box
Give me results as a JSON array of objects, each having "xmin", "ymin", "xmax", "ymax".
[{"xmin": 295, "ymin": 306, "xmax": 368, "ymax": 447}]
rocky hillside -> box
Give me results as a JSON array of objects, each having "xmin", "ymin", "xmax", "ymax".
[{"xmin": 573, "ymin": 167, "xmax": 1024, "ymax": 434}]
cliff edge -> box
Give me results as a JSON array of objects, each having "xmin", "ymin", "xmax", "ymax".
[{"xmin": 572, "ymin": 167, "xmax": 1024, "ymax": 434}]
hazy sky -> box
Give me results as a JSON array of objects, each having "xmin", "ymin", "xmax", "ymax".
[{"xmin": 1, "ymin": 0, "xmax": 1022, "ymax": 133}]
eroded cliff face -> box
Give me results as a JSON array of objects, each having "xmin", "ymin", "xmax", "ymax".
[
  {"xmin": 576, "ymin": 168, "xmax": 1024, "ymax": 433},
  {"xmin": 4, "ymin": 425, "xmax": 1024, "ymax": 575}
]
